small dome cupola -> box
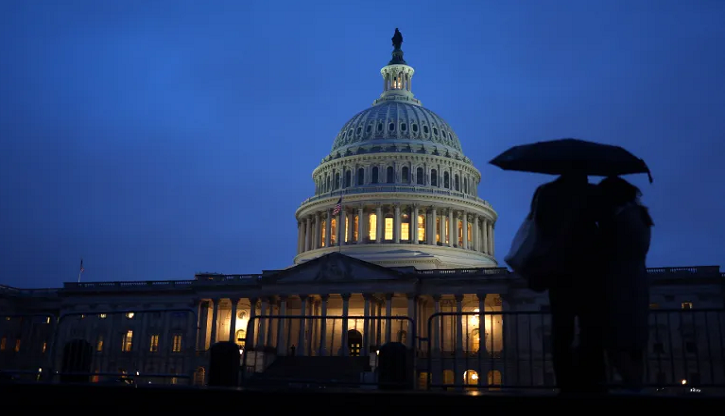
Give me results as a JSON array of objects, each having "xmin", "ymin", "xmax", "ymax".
[{"xmin": 374, "ymin": 28, "xmax": 421, "ymax": 107}]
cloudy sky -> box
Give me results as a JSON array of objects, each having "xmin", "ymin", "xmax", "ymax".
[{"xmin": 1, "ymin": 0, "xmax": 723, "ymax": 287}]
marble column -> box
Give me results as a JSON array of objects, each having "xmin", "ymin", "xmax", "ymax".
[
  {"xmin": 277, "ymin": 296, "xmax": 287, "ymax": 355},
  {"xmin": 430, "ymin": 207, "xmax": 437, "ymax": 245},
  {"xmin": 412, "ymin": 204, "xmax": 419, "ymax": 243},
  {"xmin": 305, "ymin": 217, "xmax": 312, "ymax": 251},
  {"xmin": 209, "ymin": 298, "xmax": 219, "ymax": 345},
  {"xmin": 319, "ymin": 295, "xmax": 329, "ymax": 356},
  {"xmin": 325, "ymin": 210, "xmax": 332, "ymax": 247},
  {"xmin": 462, "ymin": 212, "xmax": 469, "ymax": 249},
  {"xmin": 375, "ymin": 205, "xmax": 383, "ymax": 243},
  {"xmin": 297, "ymin": 295, "xmax": 307, "ymax": 356},
  {"xmin": 256, "ymin": 298, "xmax": 268, "ymax": 349},
  {"xmin": 357, "ymin": 205, "xmax": 364, "ymax": 244},
  {"xmin": 406, "ymin": 295, "xmax": 416, "ymax": 349},
  {"xmin": 229, "ymin": 298, "xmax": 239, "ymax": 342},
  {"xmin": 341, "ymin": 293, "xmax": 351, "ymax": 356},
  {"xmin": 245, "ymin": 298, "xmax": 258, "ymax": 350},
  {"xmin": 385, "ymin": 294, "xmax": 393, "ymax": 343},
  {"xmin": 473, "ymin": 215, "xmax": 480, "ymax": 252},
  {"xmin": 363, "ymin": 294, "xmax": 371, "ymax": 356},
  {"xmin": 448, "ymin": 209, "xmax": 454, "ymax": 247},
  {"xmin": 432, "ymin": 295, "xmax": 441, "ymax": 353},
  {"xmin": 393, "ymin": 203, "xmax": 401, "ymax": 243}
]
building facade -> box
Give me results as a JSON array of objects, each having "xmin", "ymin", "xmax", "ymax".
[{"xmin": 1, "ymin": 31, "xmax": 724, "ymax": 392}]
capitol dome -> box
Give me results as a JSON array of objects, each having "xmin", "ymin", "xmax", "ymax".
[
  {"xmin": 294, "ymin": 30, "xmax": 498, "ymax": 270},
  {"xmin": 330, "ymin": 102, "xmax": 464, "ymax": 157}
]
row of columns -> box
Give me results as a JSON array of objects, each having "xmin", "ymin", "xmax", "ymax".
[
  {"xmin": 297, "ymin": 204, "xmax": 494, "ymax": 256},
  {"xmin": 316, "ymin": 165, "xmax": 478, "ymax": 198},
  {"xmin": 198, "ymin": 293, "xmax": 499, "ymax": 358}
]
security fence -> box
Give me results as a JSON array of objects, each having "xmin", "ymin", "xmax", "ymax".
[
  {"xmin": 239, "ymin": 314, "xmax": 416, "ymax": 388},
  {"xmin": 423, "ymin": 308, "xmax": 725, "ymax": 392},
  {"xmin": 1, "ymin": 309, "xmax": 198, "ymax": 386}
]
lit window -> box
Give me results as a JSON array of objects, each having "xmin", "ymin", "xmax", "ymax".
[
  {"xmin": 353, "ymin": 215, "xmax": 359, "ymax": 242},
  {"xmin": 96, "ymin": 336, "xmax": 104, "ymax": 352},
  {"xmin": 0, "ymin": 337, "xmax": 6, "ymax": 351},
  {"xmin": 330, "ymin": 218, "xmax": 337, "ymax": 245},
  {"xmin": 467, "ymin": 223, "xmax": 473, "ymax": 243},
  {"xmin": 42, "ymin": 342, "xmax": 47, "ymax": 353},
  {"xmin": 122, "ymin": 330, "xmax": 133, "ymax": 352},
  {"xmin": 682, "ymin": 302, "xmax": 693, "ymax": 310},
  {"xmin": 384, "ymin": 217, "xmax": 393, "ymax": 240},
  {"xmin": 418, "ymin": 214, "xmax": 426, "ymax": 242},
  {"xmin": 401, "ymin": 216, "xmax": 409, "ymax": 241},
  {"xmin": 649, "ymin": 303, "xmax": 660, "ymax": 309},
  {"xmin": 345, "ymin": 216, "xmax": 349, "ymax": 243},
  {"xmin": 436, "ymin": 217, "xmax": 441, "ymax": 243},
  {"xmin": 368, "ymin": 213, "xmax": 377, "ymax": 241},
  {"xmin": 149, "ymin": 334, "xmax": 159, "ymax": 352},
  {"xmin": 172, "ymin": 334, "xmax": 183, "ymax": 352},
  {"xmin": 321, "ymin": 220, "xmax": 327, "ymax": 247},
  {"xmin": 99, "ymin": 314, "xmax": 107, "ymax": 319},
  {"xmin": 14, "ymin": 339, "xmax": 21, "ymax": 352},
  {"xmin": 458, "ymin": 220, "xmax": 463, "ymax": 246},
  {"xmin": 126, "ymin": 312, "xmax": 135, "ymax": 319}
]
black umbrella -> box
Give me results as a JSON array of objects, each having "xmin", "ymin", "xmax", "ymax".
[{"xmin": 489, "ymin": 138, "xmax": 653, "ymax": 183}]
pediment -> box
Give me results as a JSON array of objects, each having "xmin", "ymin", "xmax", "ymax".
[{"xmin": 269, "ymin": 253, "xmax": 404, "ymax": 283}]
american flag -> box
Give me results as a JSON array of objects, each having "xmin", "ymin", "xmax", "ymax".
[
  {"xmin": 332, "ymin": 197, "xmax": 342, "ymax": 216},
  {"xmin": 79, "ymin": 259, "xmax": 84, "ymax": 273}
]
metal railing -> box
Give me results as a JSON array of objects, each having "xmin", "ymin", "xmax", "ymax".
[
  {"xmin": 424, "ymin": 308, "xmax": 725, "ymax": 392},
  {"xmin": 239, "ymin": 315, "xmax": 416, "ymax": 388},
  {"xmin": 298, "ymin": 186, "xmax": 492, "ymax": 207},
  {"xmin": 0, "ymin": 309, "xmax": 199, "ymax": 386}
]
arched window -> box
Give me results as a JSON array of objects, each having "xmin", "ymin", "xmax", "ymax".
[
  {"xmin": 330, "ymin": 218, "xmax": 337, "ymax": 245},
  {"xmin": 471, "ymin": 328, "xmax": 480, "ymax": 352},
  {"xmin": 431, "ymin": 169, "xmax": 438, "ymax": 186},
  {"xmin": 402, "ymin": 167, "xmax": 409, "ymax": 183},
  {"xmin": 444, "ymin": 172, "xmax": 450, "ymax": 189},
  {"xmin": 487, "ymin": 370, "xmax": 502, "ymax": 390},
  {"xmin": 344, "ymin": 170, "xmax": 352, "ymax": 188},
  {"xmin": 357, "ymin": 168, "xmax": 365, "ymax": 185},
  {"xmin": 417, "ymin": 214, "xmax": 426, "ymax": 242},
  {"xmin": 384, "ymin": 214, "xmax": 394, "ymax": 240},
  {"xmin": 372, "ymin": 167, "xmax": 379, "ymax": 184},
  {"xmin": 235, "ymin": 329, "xmax": 246, "ymax": 347},
  {"xmin": 348, "ymin": 330, "xmax": 362, "ymax": 356},
  {"xmin": 464, "ymin": 177, "xmax": 468, "ymax": 193},
  {"xmin": 386, "ymin": 166, "xmax": 394, "ymax": 183},
  {"xmin": 368, "ymin": 213, "xmax": 377, "ymax": 241},
  {"xmin": 463, "ymin": 370, "xmax": 479, "ymax": 387},
  {"xmin": 416, "ymin": 167, "xmax": 424, "ymax": 185},
  {"xmin": 194, "ymin": 367, "xmax": 206, "ymax": 385},
  {"xmin": 334, "ymin": 172, "xmax": 340, "ymax": 190},
  {"xmin": 454, "ymin": 174, "xmax": 460, "ymax": 191}
]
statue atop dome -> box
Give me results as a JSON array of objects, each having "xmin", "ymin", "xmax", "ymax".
[{"xmin": 392, "ymin": 28, "xmax": 403, "ymax": 50}]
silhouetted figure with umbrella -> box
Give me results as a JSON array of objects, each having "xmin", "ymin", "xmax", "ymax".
[
  {"xmin": 492, "ymin": 138, "xmax": 652, "ymax": 395},
  {"xmin": 597, "ymin": 176, "xmax": 654, "ymax": 392}
]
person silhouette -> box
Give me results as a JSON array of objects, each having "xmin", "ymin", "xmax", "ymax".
[
  {"xmin": 597, "ymin": 176, "xmax": 653, "ymax": 392},
  {"xmin": 530, "ymin": 172, "xmax": 605, "ymax": 395}
]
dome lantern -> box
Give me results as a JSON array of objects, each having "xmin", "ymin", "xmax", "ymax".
[{"xmin": 374, "ymin": 28, "xmax": 421, "ymax": 107}]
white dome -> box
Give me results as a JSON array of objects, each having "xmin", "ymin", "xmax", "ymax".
[{"xmin": 330, "ymin": 101, "xmax": 464, "ymax": 157}]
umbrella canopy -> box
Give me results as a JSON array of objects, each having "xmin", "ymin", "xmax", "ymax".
[{"xmin": 489, "ymin": 138, "xmax": 652, "ymax": 183}]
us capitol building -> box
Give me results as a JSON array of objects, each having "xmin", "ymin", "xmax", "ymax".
[{"xmin": 1, "ymin": 30, "xmax": 723, "ymax": 391}]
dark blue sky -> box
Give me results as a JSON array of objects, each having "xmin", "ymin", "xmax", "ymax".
[{"xmin": 1, "ymin": 1, "xmax": 723, "ymax": 288}]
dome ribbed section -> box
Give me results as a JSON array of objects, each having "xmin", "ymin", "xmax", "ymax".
[{"xmin": 330, "ymin": 102, "xmax": 463, "ymax": 156}]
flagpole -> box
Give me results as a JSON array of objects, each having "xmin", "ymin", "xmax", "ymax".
[{"xmin": 78, "ymin": 258, "xmax": 84, "ymax": 283}]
